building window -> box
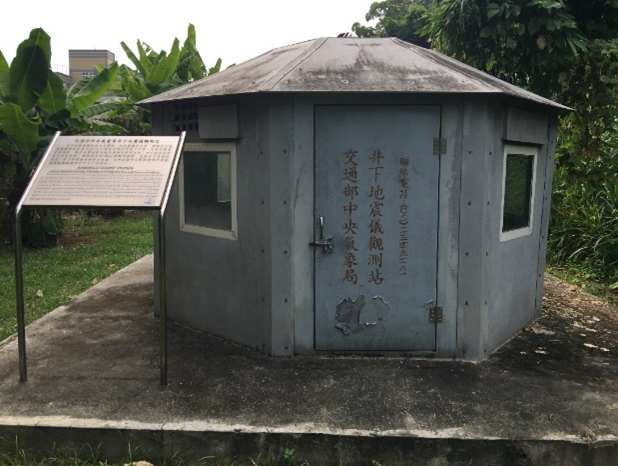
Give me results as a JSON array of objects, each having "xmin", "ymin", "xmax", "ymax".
[
  {"xmin": 500, "ymin": 145, "xmax": 537, "ymax": 241},
  {"xmin": 82, "ymin": 71, "xmax": 96, "ymax": 79},
  {"xmin": 179, "ymin": 142, "xmax": 237, "ymax": 239}
]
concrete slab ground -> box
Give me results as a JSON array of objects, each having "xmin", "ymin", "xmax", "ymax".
[{"xmin": 0, "ymin": 255, "xmax": 616, "ymax": 465}]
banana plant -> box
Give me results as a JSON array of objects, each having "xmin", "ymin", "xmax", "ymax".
[
  {"xmin": 0, "ymin": 28, "xmax": 123, "ymax": 245},
  {"xmin": 120, "ymin": 23, "xmax": 217, "ymax": 98},
  {"xmin": 114, "ymin": 24, "xmax": 221, "ymax": 133}
]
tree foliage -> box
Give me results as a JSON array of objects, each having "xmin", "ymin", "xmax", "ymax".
[
  {"xmin": 422, "ymin": 1, "xmax": 585, "ymax": 91},
  {"xmin": 352, "ymin": 0, "xmax": 431, "ymax": 47},
  {"xmin": 421, "ymin": 0, "xmax": 618, "ymax": 177},
  {"xmin": 354, "ymin": 0, "xmax": 618, "ymax": 179}
]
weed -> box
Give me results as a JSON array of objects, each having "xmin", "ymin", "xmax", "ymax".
[{"xmin": 0, "ymin": 435, "xmax": 29, "ymax": 465}]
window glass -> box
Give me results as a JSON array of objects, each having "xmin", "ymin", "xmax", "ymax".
[
  {"xmin": 502, "ymin": 153, "xmax": 534, "ymax": 232},
  {"xmin": 501, "ymin": 145, "xmax": 537, "ymax": 240},
  {"xmin": 180, "ymin": 143, "xmax": 236, "ymax": 239},
  {"xmin": 217, "ymin": 153, "xmax": 232, "ymax": 203}
]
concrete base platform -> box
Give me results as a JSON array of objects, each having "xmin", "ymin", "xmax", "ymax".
[{"xmin": 0, "ymin": 255, "xmax": 616, "ymax": 465}]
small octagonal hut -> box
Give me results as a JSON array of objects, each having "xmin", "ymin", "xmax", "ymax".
[{"xmin": 140, "ymin": 37, "xmax": 567, "ymax": 360}]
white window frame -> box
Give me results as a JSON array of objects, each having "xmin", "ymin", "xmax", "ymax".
[
  {"xmin": 179, "ymin": 142, "xmax": 238, "ymax": 240},
  {"xmin": 499, "ymin": 144, "xmax": 538, "ymax": 242}
]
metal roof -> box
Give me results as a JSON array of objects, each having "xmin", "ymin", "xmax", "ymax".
[{"xmin": 140, "ymin": 37, "xmax": 569, "ymax": 111}]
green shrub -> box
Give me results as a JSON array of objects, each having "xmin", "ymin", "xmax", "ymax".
[{"xmin": 548, "ymin": 165, "xmax": 618, "ymax": 281}]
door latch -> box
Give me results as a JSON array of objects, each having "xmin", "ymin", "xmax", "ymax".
[{"xmin": 310, "ymin": 215, "xmax": 334, "ymax": 253}]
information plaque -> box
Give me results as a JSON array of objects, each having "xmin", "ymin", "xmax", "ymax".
[
  {"xmin": 23, "ymin": 136, "xmax": 181, "ymax": 208},
  {"xmin": 15, "ymin": 132, "xmax": 185, "ymax": 386}
]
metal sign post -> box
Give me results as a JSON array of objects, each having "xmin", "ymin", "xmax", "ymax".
[
  {"xmin": 14, "ymin": 206, "xmax": 26, "ymax": 382},
  {"xmin": 156, "ymin": 132, "xmax": 184, "ymax": 385},
  {"xmin": 14, "ymin": 132, "xmax": 185, "ymax": 386}
]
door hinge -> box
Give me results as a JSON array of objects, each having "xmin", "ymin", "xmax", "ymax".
[
  {"xmin": 429, "ymin": 306, "xmax": 443, "ymax": 323},
  {"xmin": 433, "ymin": 137, "xmax": 446, "ymax": 155}
]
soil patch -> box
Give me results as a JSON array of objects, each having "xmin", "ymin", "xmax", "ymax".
[{"xmin": 492, "ymin": 273, "xmax": 618, "ymax": 386}]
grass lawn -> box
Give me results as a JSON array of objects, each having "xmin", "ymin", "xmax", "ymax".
[{"xmin": 0, "ymin": 210, "xmax": 154, "ymax": 343}]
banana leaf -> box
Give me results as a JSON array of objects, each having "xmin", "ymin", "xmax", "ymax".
[
  {"xmin": 0, "ymin": 102, "xmax": 39, "ymax": 155},
  {"xmin": 69, "ymin": 63, "xmax": 119, "ymax": 115},
  {"xmin": 150, "ymin": 39, "xmax": 180, "ymax": 86},
  {"xmin": 38, "ymin": 70, "xmax": 67, "ymax": 115},
  {"xmin": 0, "ymin": 51, "xmax": 9, "ymax": 97},
  {"xmin": 9, "ymin": 28, "xmax": 51, "ymax": 111},
  {"xmin": 120, "ymin": 41, "xmax": 147, "ymax": 78}
]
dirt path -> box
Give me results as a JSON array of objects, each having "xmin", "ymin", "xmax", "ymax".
[{"xmin": 541, "ymin": 274, "xmax": 617, "ymax": 355}]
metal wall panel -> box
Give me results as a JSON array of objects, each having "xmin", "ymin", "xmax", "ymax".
[
  {"xmin": 485, "ymin": 105, "xmax": 554, "ymax": 353},
  {"xmin": 291, "ymin": 97, "xmax": 316, "ymax": 354},
  {"xmin": 503, "ymin": 107, "xmax": 549, "ymax": 145},
  {"xmin": 534, "ymin": 119, "xmax": 558, "ymax": 318},
  {"xmin": 457, "ymin": 98, "xmax": 493, "ymax": 360},
  {"xmin": 268, "ymin": 97, "xmax": 295, "ymax": 355},
  {"xmin": 199, "ymin": 104, "xmax": 239, "ymax": 139},
  {"xmin": 160, "ymin": 96, "xmax": 270, "ymax": 350},
  {"xmin": 435, "ymin": 99, "xmax": 464, "ymax": 358}
]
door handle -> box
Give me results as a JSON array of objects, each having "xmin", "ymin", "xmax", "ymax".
[{"xmin": 310, "ymin": 215, "xmax": 334, "ymax": 253}]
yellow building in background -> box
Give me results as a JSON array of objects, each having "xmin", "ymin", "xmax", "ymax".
[{"xmin": 68, "ymin": 49, "xmax": 115, "ymax": 83}]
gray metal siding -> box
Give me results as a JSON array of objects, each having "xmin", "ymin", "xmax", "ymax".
[
  {"xmin": 457, "ymin": 98, "xmax": 493, "ymax": 360},
  {"xmin": 435, "ymin": 99, "xmax": 463, "ymax": 358},
  {"xmin": 503, "ymin": 107, "xmax": 549, "ymax": 145},
  {"xmin": 268, "ymin": 97, "xmax": 296, "ymax": 355},
  {"xmin": 535, "ymin": 120, "xmax": 558, "ymax": 318},
  {"xmin": 151, "ymin": 92, "xmax": 557, "ymax": 361},
  {"xmin": 290, "ymin": 97, "xmax": 316, "ymax": 354},
  {"xmin": 485, "ymin": 106, "xmax": 552, "ymax": 353},
  {"xmin": 161, "ymin": 97, "xmax": 271, "ymax": 350}
]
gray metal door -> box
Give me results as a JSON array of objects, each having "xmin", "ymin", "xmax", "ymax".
[{"xmin": 314, "ymin": 105, "xmax": 441, "ymax": 351}]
